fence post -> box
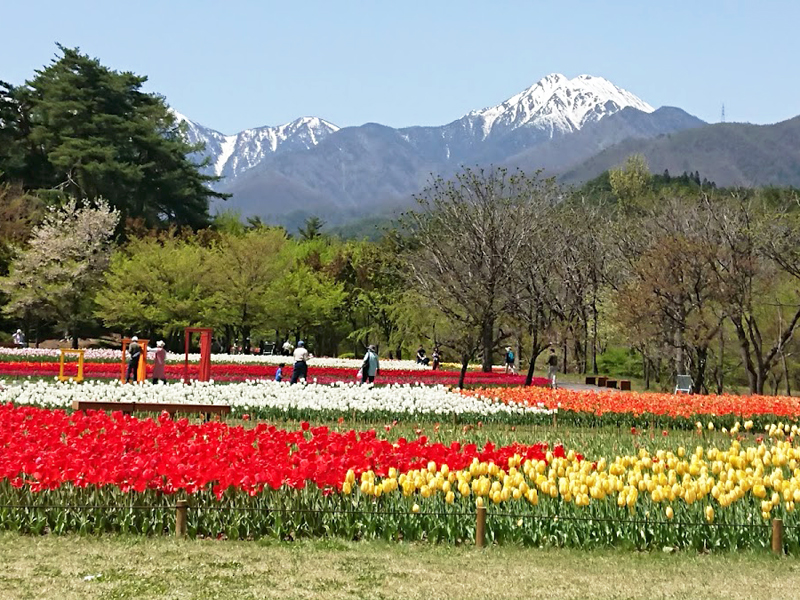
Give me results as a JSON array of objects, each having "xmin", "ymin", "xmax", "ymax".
[
  {"xmin": 176, "ymin": 499, "xmax": 188, "ymax": 539},
  {"xmin": 772, "ymin": 518, "xmax": 784, "ymax": 555},
  {"xmin": 475, "ymin": 505, "xmax": 486, "ymax": 548}
]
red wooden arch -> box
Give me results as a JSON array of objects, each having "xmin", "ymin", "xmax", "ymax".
[{"xmin": 184, "ymin": 328, "xmax": 213, "ymax": 383}]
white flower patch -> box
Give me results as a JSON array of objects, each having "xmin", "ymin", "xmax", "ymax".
[
  {"xmin": 0, "ymin": 379, "xmax": 553, "ymax": 418},
  {"xmin": 0, "ymin": 348, "xmax": 428, "ymax": 371}
]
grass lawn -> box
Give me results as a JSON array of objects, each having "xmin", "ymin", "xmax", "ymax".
[{"xmin": 0, "ymin": 533, "xmax": 797, "ymax": 600}]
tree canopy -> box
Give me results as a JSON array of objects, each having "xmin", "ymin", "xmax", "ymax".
[{"xmin": 0, "ymin": 45, "xmax": 226, "ymax": 228}]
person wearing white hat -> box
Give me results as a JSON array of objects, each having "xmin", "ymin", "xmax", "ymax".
[
  {"xmin": 125, "ymin": 336, "xmax": 142, "ymax": 383},
  {"xmin": 152, "ymin": 340, "xmax": 167, "ymax": 384},
  {"xmin": 12, "ymin": 328, "xmax": 26, "ymax": 348}
]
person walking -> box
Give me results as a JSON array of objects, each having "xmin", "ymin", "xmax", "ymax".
[
  {"xmin": 152, "ymin": 340, "xmax": 167, "ymax": 384},
  {"xmin": 282, "ymin": 339, "xmax": 294, "ymax": 356},
  {"xmin": 361, "ymin": 345, "xmax": 380, "ymax": 384},
  {"xmin": 126, "ymin": 336, "xmax": 142, "ymax": 383},
  {"xmin": 432, "ymin": 346, "xmax": 441, "ymax": 371},
  {"xmin": 504, "ymin": 347, "xmax": 517, "ymax": 375},
  {"xmin": 290, "ymin": 341, "xmax": 309, "ymax": 384},
  {"xmin": 547, "ymin": 348, "xmax": 558, "ymax": 389}
]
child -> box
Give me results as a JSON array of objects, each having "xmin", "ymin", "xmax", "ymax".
[{"xmin": 275, "ymin": 363, "xmax": 285, "ymax": 382}]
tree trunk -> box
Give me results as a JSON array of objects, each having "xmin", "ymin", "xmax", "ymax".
[
  {"xmin": 693, "ymin": 346, "xmax": 707, "ymax": 394},
  {"xmin": 591, "ymin": 296, "xmax": 599, "ymax": 374},
  {"xmin": 782, "ymin": 350, "xmax": 791, "ymax": 396},
  {"xmin": 525, "ymin": 328, "xmax": 541, "ymax": 387},
  {"xmin": 675, "ymin": 327, "xmax": 684, "ymax": 375},
  {"xmin": 481, "ymin": 317, "xmax": 494, "ymax": 373},
  {"xmin": 458, "ymin": 355, "xmax": 470, "ymax": 389},
  {"xmin": 72, "ymin": 331, "xmax": 79, "ymax": 349},
  {"xmin": 716, "ymin": 329, "xmax": 725, "ymax": 395}
]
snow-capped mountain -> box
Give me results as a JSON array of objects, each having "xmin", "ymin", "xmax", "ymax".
[
  {"xmin": 170, "ymin": 74, "xmax": 702, "ymax": 229},
  {"xmin": 171, "ymin": 110, "xmax": 339, "ymax": 179},
  {"xmin": 173, "ymin": 73, "xmax": 652, "ymax": 184},
  {"xmin": 464, "ymin": 73, "xmax": 654, "ymax": 140}
]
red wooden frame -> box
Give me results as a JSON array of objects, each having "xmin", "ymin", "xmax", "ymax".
[{"xmin": 184, "ymin": 328, "xmax": 213, "ymax": 383}]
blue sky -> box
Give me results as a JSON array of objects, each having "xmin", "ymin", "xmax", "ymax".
[{"xmin": 2, "ymin": 1, "xmax": 797, "ymax": 134}]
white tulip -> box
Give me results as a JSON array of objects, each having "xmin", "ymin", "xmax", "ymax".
[{"xmin": 0, "ymin": 379, "xmax": 553, "ymax": 419}]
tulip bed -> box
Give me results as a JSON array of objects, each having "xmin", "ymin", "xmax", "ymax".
[
  {"xmin": 2, "ymin": 388, "xmax": 800, "ymax": 551},
  {"xmin": 0, "ymin": 348, "xmax": 428, "ymax": 370},
  {"xmin": 0, "ymin": 359, "xmax": 547, "ymax": 387},
  {"xmin": 0, "ymin": 380, "xmax": 554, "ymax": 423},
  {"xmin": 465, "ymin": 387, "xmax": 800, "ymax": 431}
]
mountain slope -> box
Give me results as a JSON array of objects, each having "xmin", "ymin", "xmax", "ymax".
[
  {"xmin": 507, "ymin": 106, "xmax": 706, "ymax": 176},
  {"xmin": 173, "ymin": 73, "xmax": 715, "ymax": 223},
  {"xmin": 561, "ymin": 116, "xmax": 800, "ymax": 187},
  {"xmin": 224, "ymin": 123, "xmax": 428, "ymax": 219},
  {"xmin": 171, "ymin": 111, "xmax": 339, "ymax": 178}
]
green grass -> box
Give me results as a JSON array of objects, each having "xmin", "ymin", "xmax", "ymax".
[{"xmin": 0, "ymin": 532, "xmax": 797, "ymax": 599}]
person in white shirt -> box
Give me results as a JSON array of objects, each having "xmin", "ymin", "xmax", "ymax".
[
  {"xmin": 282, "ymin": 340, "xmax": 294, "ymax": 356},
  {"xmin": 12, "ymin": 329, "xmax": 25, "ymax": 348},
  {"xmin": 290, "ymin": 340, "xmax": 310, "ymax": 384}
]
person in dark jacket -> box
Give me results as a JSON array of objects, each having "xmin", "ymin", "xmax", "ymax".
[{"xmin": 126, "ymin": 336, "xmax": 142, "ymax": 383}]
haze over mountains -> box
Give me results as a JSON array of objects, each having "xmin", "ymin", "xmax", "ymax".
[{"xmin": 172, "ymin": 73, "xmax": 799, "ymax": 228}]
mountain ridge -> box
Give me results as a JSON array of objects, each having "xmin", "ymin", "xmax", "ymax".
[{"xmin": 170, "ymin": 74, "xmax": 710, "ymax": 225}]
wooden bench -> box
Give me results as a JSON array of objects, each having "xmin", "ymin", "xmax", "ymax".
[
  {"xmin": 71, "ymin": 400, "xmax": 231, "ymax": 418},
  {"xmin": 596, "ymin": 376, "xmax": 608, "ymax": 387},
  {"xmin": 619, "ymin": 380, "xmax": 632, "ymax": 391},
  {"xmin": 585, "ymin": 376, "xmax": 597, "ymax": 385},
  {"xmin": 606, "ymin": 379, "xmax": 618, "ymax": 389}
]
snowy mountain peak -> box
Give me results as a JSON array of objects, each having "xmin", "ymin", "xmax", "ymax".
[
  {"xmin": 174, "ymin": 73, "xmax": 656, "ymax": 188},
  {"xmin": 170, "ymin": 109, "xmax": 339, "ymax": 177},
  {"xmin": 466, "ymin": 73, "xmax": 653, "ymax": 140}
]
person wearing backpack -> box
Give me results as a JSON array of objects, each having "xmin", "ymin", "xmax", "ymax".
[
  {"xmin": 361, "ymin": 345, "xmax": 380, "ymax": 384},
  {"xmin": 504, "ymin": 347, "xmax": 517, "ymax": 375}
]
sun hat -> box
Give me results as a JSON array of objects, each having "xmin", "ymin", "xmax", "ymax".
[
  {"xmin": 368, "ymin": 345, "xmax": 377, "ymax": 352},
  {"xmin": 131, "ymin": 336, "xmax": 138, "ymax": 342},
  {"xmin": 298, "ymin": 340, "xmax": 305, "ymax": 347},
  {"xmin": 156, "ymin": 340, "xmax": 165, "ymax": 347}
]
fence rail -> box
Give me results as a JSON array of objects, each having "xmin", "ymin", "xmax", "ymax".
[{"xmin": 0, "ymin": 501, "xmax": 787, "ymax": 553}]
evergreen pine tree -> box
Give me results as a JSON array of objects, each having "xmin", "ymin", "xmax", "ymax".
[{"xmin": 6, "ymin": 45, "xmax": 227, "ymax": 228}]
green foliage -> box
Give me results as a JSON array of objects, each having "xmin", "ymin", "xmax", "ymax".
[
  {"xmin": 203, "ymin": 228, "xmax": 290, "ymax": 339},
  {"xmin": 0, "ymin": 45, "xmax": 226, "ymax": 228},
  {"xmin": 297, "ymin": 216, "xmax": 326, "ymax": 241},
  {"xmin": 608, "ymin": 154, "xmax": 651, "ymax": 205},
  {"xmin": 94, "ymin": 237, "xmax": 213, "ymax": 336},
  {"xmin": 596, "ymin": 347, "xmax": 643, "ymax": 379}
]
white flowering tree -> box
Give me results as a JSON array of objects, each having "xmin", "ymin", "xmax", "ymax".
[{"xmin": 2, "ymin": 199, "xmax": 119, "ymax": 347}]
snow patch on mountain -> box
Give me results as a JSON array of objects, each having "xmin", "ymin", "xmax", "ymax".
[
  {"xmin": 464, "ymin": 73, "xmax": 654, "ymax": 140},
  {"xmin": 173, "ymin": 73, "xmax": 653, "ymax": 186},
  {"xmin": 170, "ymin": 110, "xmax": 339, "ymax": 178}
]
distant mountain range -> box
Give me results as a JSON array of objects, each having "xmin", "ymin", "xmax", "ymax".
[
  {"xmin": 560, "ymin": 116, "xmax": 800, "ymax": 188},
  {"xmin": 171, "ymin": 73, "xmax": 800, "ymax": 230}
]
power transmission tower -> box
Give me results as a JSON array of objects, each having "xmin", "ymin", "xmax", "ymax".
[{"xmin": 721, "ymin": 103, "xmax": 725, "ymax": 123}]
